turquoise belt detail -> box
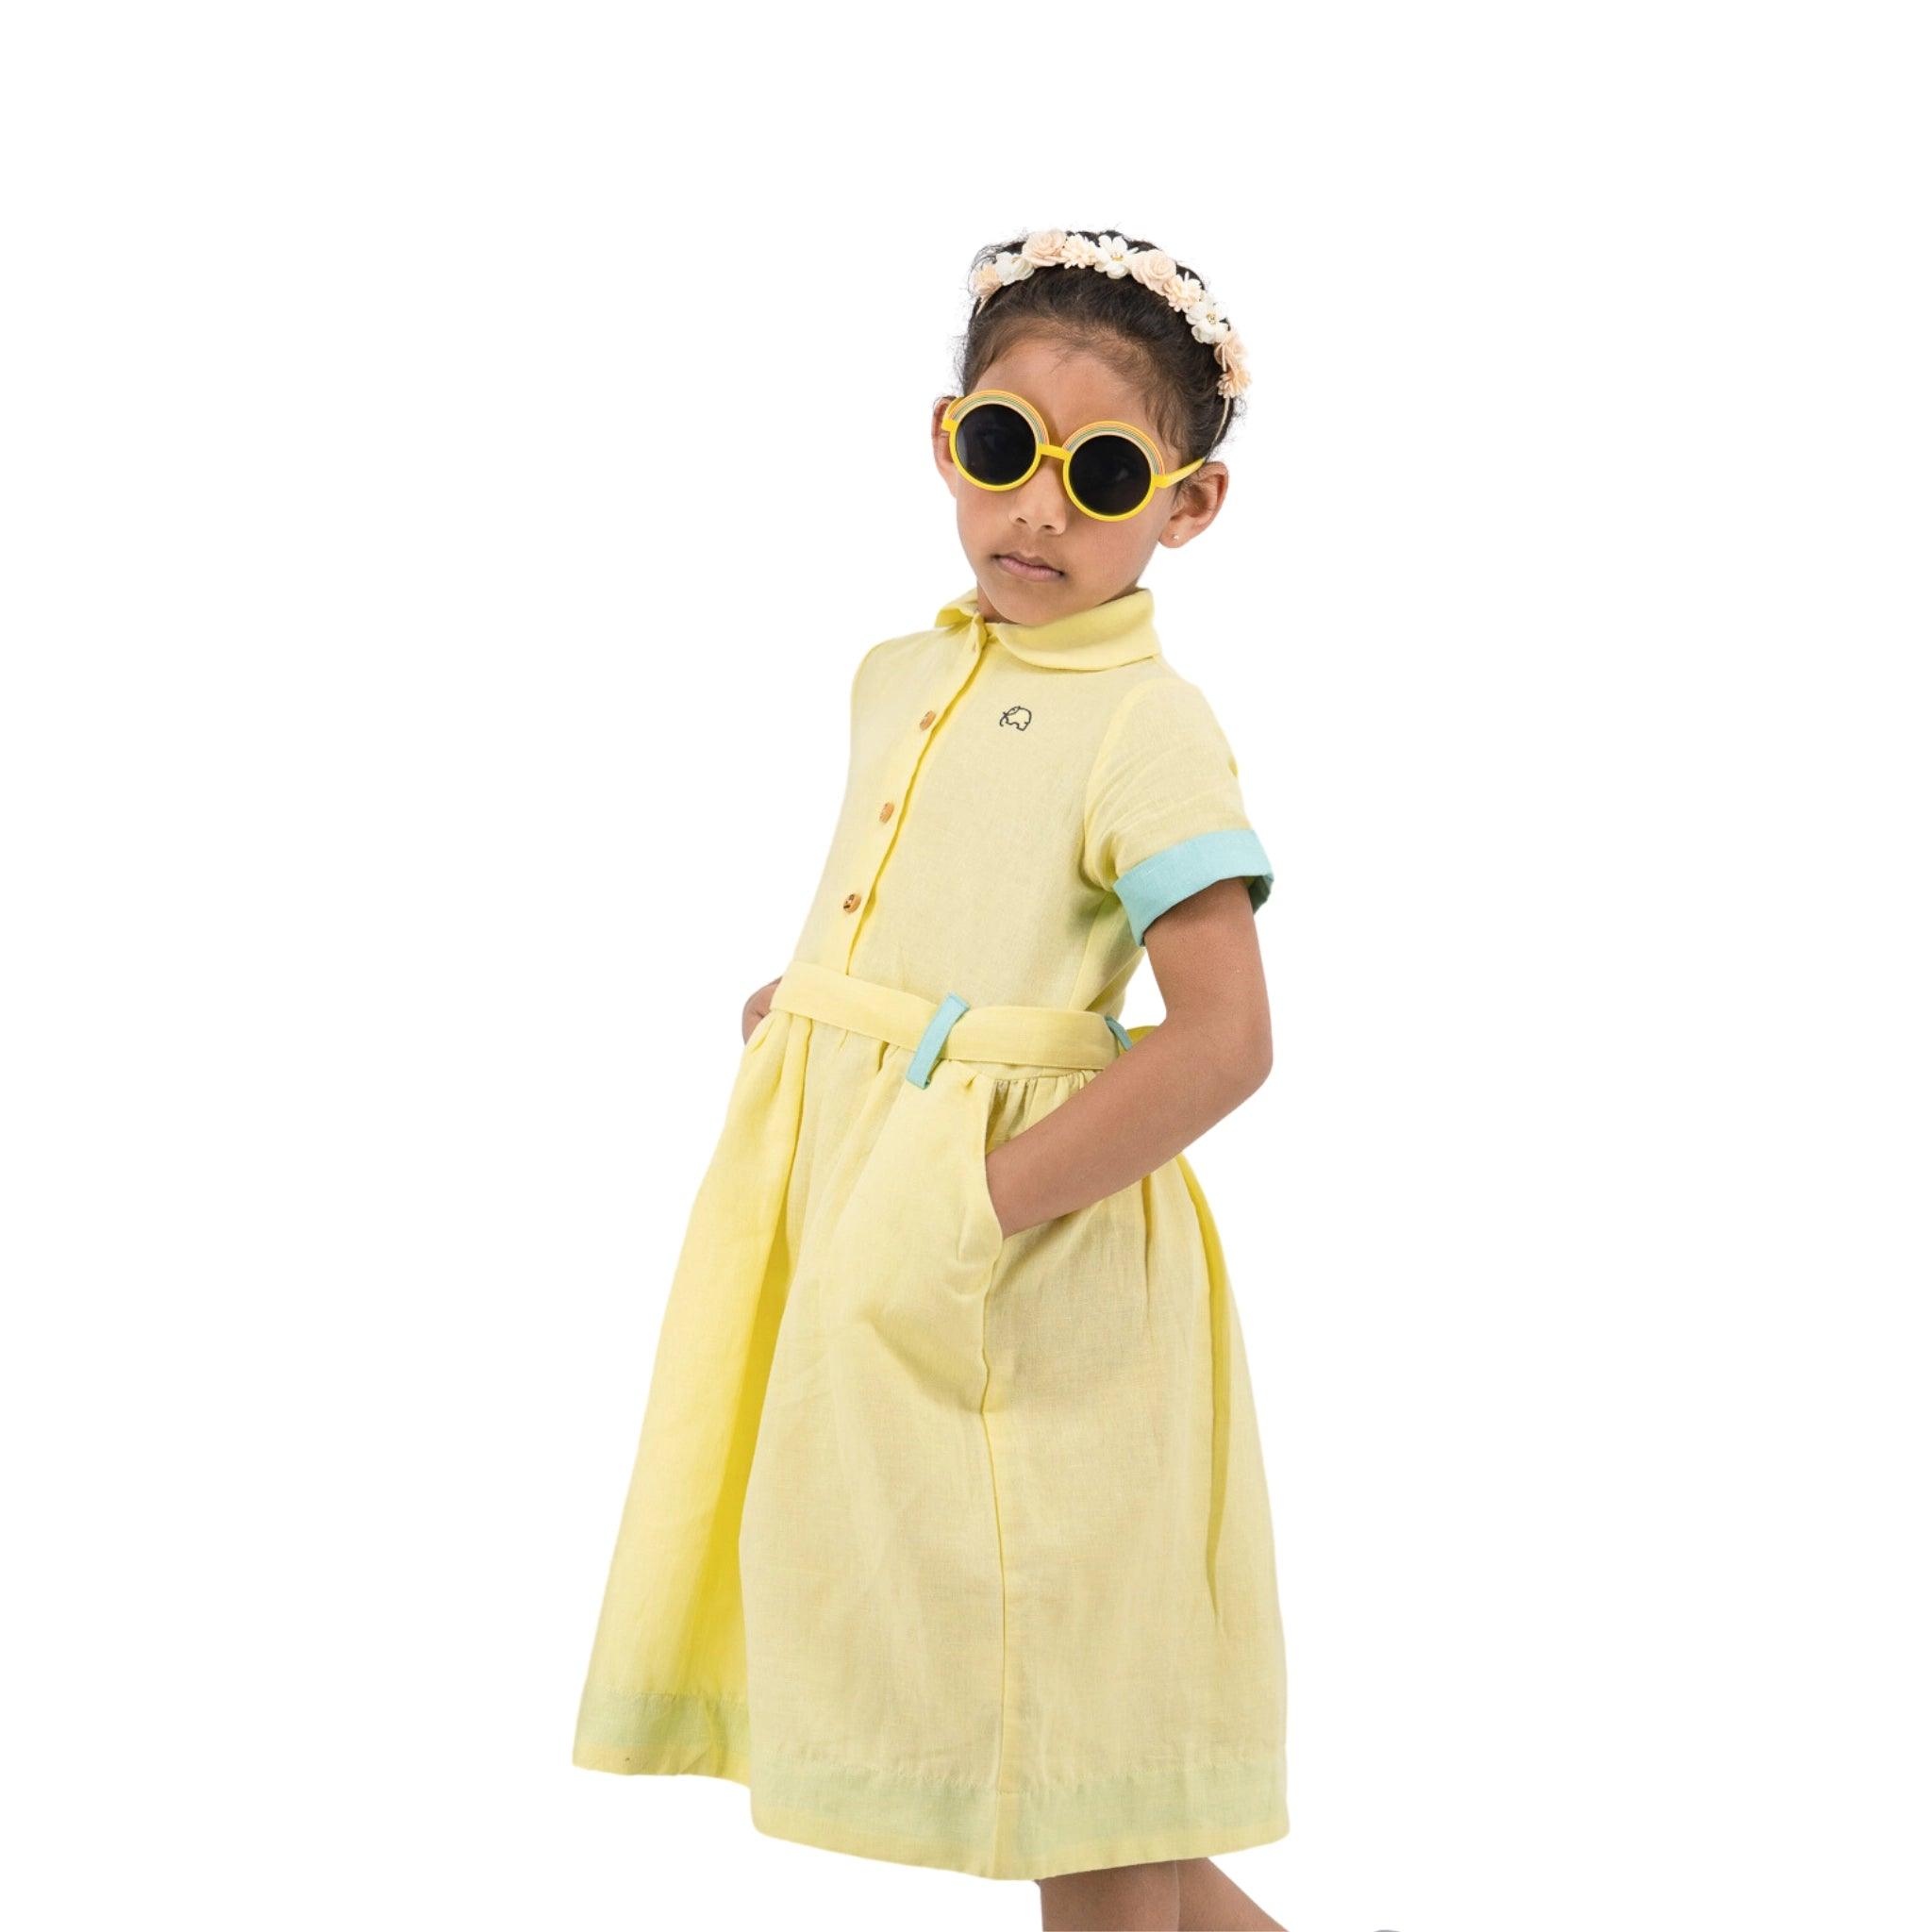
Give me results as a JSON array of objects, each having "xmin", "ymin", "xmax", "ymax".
[{"xmin": 906, "ymin": 992, "xmax": 972, "ymax": 1088}]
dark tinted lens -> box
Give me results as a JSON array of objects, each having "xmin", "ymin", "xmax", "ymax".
[
  {"xmin": 1067, "ymin": 434, "xmax": 1152, "ymax": 516},
  {"xmin": 955, "ymin": 402, "xmax": 1036, "ymax": 486}
]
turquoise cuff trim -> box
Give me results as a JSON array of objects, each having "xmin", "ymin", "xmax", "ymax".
[
  {"xmin": 907, "ymin": 991, "xmax": 970, "ymax": 1087},
  {"xmin": 1104, "ymin": 1014, "xmax": 1135, "ymax": 1053},
  {"xmin": 1114, "ymin": 827, "xmax": 1274, "ymax": 945}
]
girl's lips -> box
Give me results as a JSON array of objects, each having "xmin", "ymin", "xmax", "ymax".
[{"xmin": 996, "ymin": 553, "xmax": 1062, "ymax": 582}]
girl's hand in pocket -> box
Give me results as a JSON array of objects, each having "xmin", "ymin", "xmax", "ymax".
[{"xmin": 741, "ymin": 975, "xmax": 782, "ymax": 1044}]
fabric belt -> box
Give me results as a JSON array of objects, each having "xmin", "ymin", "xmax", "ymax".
[{"xmin": 770, "ymin": 959, "xmax": 1134, "ymax": 1087}]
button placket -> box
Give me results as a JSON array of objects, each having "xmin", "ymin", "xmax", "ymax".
[{"xmin": 837, "ymin": 629, "xmax": 986, "ymax": 966}]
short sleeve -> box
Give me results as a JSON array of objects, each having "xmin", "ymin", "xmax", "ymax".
[{"xmin": 1081, "ymin": 675, "xmax": 1274, "ymax": 944}]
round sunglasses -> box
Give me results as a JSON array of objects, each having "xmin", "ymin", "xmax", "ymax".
[{"xmin": 941, "ymin": 388, "xmax": 1205, "ymax": 522}]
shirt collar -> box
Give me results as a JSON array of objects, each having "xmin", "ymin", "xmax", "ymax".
[{"xmin": 933, "ymin": 583, "xmax": 1162, "ymax": 671}]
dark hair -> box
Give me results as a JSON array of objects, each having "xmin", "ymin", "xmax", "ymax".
[{"xmin": 952, "ymin": 227, "xmax": 1243, "ymax": 486}]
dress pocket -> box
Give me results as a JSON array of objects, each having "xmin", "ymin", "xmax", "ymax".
[
  {"xmin": 966, "ymin": 1133, "xmax": 1004, "ymax": 1249},
  {"xmin": 959, "ymin": 1087, "xmax": 1008, "ymax": 1267},
  {"xmin": 817, "ymin": 1066, "xmax": 1008, "ymax": 1291},
  {"xmin": 812, "ymin": 1070, "xmax": 1007, "ymax": 1407}
]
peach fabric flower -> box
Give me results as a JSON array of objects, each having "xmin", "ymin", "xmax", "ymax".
[
  {"xmin": 1020, "ymin": 228, "xmax": 1074, "ymax": 268},
  {"xmin": 1127, "ymin": 247, "xmax": 1178, "ymax": 291}
]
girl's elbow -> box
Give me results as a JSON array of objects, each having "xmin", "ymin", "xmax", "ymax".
[
  {"xmin": 1215, "ymin": 1012, "xmax": 1272, "ymax": 1107},
  {"xmin": 1249, "ymin": 1027, "xmax": 1274, "ymax": 1091},
  {"xmin": 1237, "ymin": 1026, "xmax": 1273, "ymax": 1102}
]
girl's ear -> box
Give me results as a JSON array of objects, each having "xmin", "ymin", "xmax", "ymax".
[
  {"xmin": 1159, "ymin": 461, "xmax": 1230, "ymax": 546},
  {"xmin": 931, "ymin": 399, "xmax": 958, "ymax": 491},
  {"xmin": 932, "ymin": 395, "xmax": 961, "ymax": 475}
]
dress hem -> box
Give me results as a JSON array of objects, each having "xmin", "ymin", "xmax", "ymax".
[
  {"xmin": 748, "ymin": 1787, "xmax": 1290, "ymax": 1883},
  {"xmin": 572, "ymin": 1689, "xmax": 1288, "ymax": 1882}
]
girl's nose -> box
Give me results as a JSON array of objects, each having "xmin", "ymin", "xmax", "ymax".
[{"xmin": 1009, "ymin": 458, "xmax": 1070, "ymax": 532}]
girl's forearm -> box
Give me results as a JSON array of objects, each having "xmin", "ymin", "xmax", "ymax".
[{"xmin": 983, "ymin": 1009, "xmax": 1269, "ymax": 1239}]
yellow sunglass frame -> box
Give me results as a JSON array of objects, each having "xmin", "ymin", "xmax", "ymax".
[{"xmin": 941, "ymin": 388, "xmax": 1205, "ymax": 522}]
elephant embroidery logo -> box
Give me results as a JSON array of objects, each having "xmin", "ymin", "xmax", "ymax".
[{"xmin": 999, "ymin": 705, "xmax": 1033, "ymax": 731}]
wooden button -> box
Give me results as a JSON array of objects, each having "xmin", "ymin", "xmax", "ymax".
[
  {"xmin": 918, "ymin": 709, "xmax": 936, "ymax": 729},
  {"xmin": 841, "ymin": 891, "xmax": 860, "ymax": 912},
  {"xmin": 878, "ymin": 801, "xmax": 894, "ymax": 822}
]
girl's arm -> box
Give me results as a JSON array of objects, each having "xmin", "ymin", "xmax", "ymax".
[{"xmin": 983, "ymin": 876, "xmax": 1271, "ymax": 1239}]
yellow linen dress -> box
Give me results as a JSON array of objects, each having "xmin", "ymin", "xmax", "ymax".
[{"xmin": 573, "ymin": 582, "xmax": 1288, "ymax": 1881}]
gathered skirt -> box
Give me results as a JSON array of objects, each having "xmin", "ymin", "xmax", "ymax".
[{"xmin": 572, "ymin": 959, "xmax": 1288, "ymax": 1881}]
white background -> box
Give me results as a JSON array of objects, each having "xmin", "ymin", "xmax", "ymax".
[{"xmin": 4, "ymin": 5, "xmax": 1926, "ymax": 1928}]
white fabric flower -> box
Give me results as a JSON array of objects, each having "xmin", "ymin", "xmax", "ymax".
[{"xmin": 1093, "ymin": 232, "xmax": 1134, "ymax": 275}]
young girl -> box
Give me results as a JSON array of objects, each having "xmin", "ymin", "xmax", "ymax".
[{"xmin": 574, "ymin": 227, "xmax": 1288, "ymax": 1932}]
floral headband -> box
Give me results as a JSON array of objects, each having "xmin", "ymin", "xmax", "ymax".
[{"xmin": 969, "ymin": 228, "xmax": 1250, "ymax": 440}]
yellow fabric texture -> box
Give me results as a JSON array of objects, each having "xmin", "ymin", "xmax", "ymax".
[{"xmin": 573, "ymin": 584, "xmax": 1289, "ymax": 1881}]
